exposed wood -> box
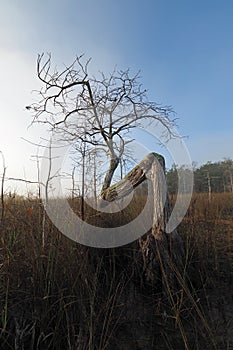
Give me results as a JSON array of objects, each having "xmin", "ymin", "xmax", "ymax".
[
  {"xmin": 101, "ymin": 152, "xmax": 184, "ymax": 289},
  {"xmin": 101, "ymin": 152, "xmax": 164, "ymax": 201}
]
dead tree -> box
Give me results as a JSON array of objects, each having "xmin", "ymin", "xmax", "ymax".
[
  {"xmin": 27, "ymin": 54, "xmax": 184, "ymax": 285},
  {"xmin": 102, "ymin": 152, "xmax": 184, "ymax": 288},
  {"xmin": 27, "ymin": 53, "xmax": 177, "ymax": 196}
]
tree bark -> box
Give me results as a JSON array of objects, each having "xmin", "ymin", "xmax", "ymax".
[
  {"xmin": 101, "ymin": 152, "xmax": 184, "ymax": 289},
  {"xmin": 101, "ymin": 156, "xmax": 120, "ymax": 198}
]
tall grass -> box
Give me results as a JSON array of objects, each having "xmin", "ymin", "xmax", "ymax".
[{"xmin": 0, "ymin": 193, "xmax": 232, "ymax": 349}]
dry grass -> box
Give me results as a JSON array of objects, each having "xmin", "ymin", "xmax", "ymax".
[{"xmin": 0, "ymin": 192, "xmax": 232, "ymax": 349}]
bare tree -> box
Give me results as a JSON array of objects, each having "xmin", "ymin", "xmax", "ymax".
[{"xmin": 27, "ymin": 53, "xmax": 176, "ymax": 197}]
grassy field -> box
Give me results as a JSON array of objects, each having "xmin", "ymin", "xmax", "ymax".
[{"xmin": 0, "ymin": 192, "xmax": 232, "ymax": 349}]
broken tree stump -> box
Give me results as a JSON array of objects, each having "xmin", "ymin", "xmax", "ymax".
[{"xmin": 101, "ymin": 152, "xmax": 184, "ymax": 289}]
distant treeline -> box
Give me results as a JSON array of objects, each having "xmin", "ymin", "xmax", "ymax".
[{"xmin": 167, "ymin": 159, "xmax": 233, "ymax": 194}]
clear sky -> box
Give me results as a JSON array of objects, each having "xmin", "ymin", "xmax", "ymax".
[{"xmin": 0, "ymin": 0, "xmax": 233, "ymax": 192}]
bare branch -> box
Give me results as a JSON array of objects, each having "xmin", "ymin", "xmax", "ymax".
[{"xmin": 27, "ymin": 53, "xmax": 177, "ymax": 191}]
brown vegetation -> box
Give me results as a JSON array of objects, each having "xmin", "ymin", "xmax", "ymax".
[{"xmin": 0, "ymin": 193, "xmax": 232, "ymax": 349}]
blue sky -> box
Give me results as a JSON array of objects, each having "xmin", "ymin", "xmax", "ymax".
[{"xmin": 0, "ymin": 0, "xmax": 233, "ymax": 191}]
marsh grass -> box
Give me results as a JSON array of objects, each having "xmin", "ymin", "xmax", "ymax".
[{"xmin": 0, "ymin": 193, "xmax": 232, "ymax": 349}]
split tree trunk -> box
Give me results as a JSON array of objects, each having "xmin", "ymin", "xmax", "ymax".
[{"xmin": 101, "ymin": 152, "xmax": 184, "ymax": 289}]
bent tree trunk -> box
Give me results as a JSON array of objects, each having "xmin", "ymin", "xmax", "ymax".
[
  {"xmin": 101, "ymin": 152, "xmax": 184, "ymax": 288},
  {"xmin": 101, "ymin": 156, "xmax": 119, "ymax": 198}
]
